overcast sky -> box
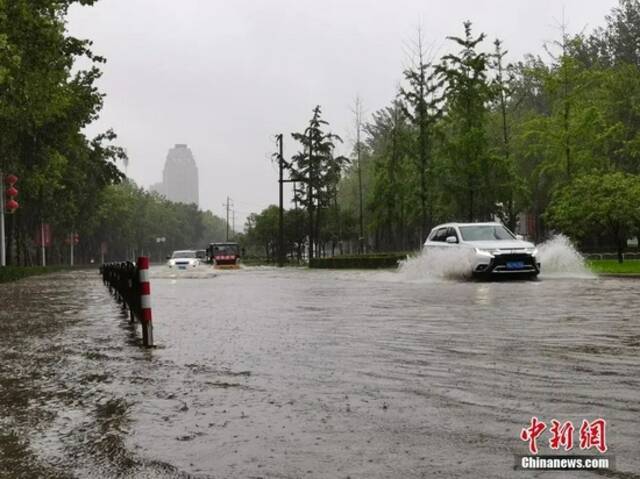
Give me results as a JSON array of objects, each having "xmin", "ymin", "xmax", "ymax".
[{"xmin": 67, "ymin": 0, "xmax": 617, "ymax": 228}]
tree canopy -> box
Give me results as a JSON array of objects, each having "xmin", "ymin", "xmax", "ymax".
[
  {"xmin": 326, "ymin": 2, "xmax": 640, "ymax": 257},
  {"xmin": 0, "ymin": 1, "xmax": 230, "ymax": 265},
  {"xmin": 546, "ymin": 172, "xmax": 640, "ymax": 262}
]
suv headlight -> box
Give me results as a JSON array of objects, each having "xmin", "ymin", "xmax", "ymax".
[
  {"xmin": 475, "ymin": 248, "xmax": 496, "ymax": 257},
  {"xmin": 525, "ymin": 247, "xmax": 538, "ymax": 256}
]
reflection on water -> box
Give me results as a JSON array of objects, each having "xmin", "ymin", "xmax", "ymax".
[
  {"xmin": 0, "ymin": 268, "xmax": 639, "ymax": 478},
  {"xmin": 473, "ymin": 283, "xmax": 492, "ymax": 305}
]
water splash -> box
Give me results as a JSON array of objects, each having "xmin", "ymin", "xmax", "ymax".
[
  {"xmin": 149, "ymin": 266, "xmax": 218, "ymax": 280},
  {"xmin": 396, "ymin": 233, "xmax": 594, "ymax": 281},
  {"xmin": 397, "ymin": 247, "xmax": 475, "ymax": 282},
  {"xmin": 537, "ymin": 234, "xmax": 595, "ymax": 279}
]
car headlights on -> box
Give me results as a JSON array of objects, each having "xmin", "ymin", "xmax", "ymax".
[{"xmin": 475, "ymin": 248, "xmax": 495, "ymax": 257}]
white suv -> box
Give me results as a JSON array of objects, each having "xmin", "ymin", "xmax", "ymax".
[
  {"xmin": 423, "ymin": 222, "xmax": 540, "ymax": 278},
  {"xmin": 167, "ymin": 250, "xmax": 200, "ymax": 269}
]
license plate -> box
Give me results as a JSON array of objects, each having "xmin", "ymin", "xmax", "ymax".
[
  {"xmin": 178, "ymin": 265, "xmax": 187, "ymax": 270},
  {"xmin": 506, "ymin": 261, "xmax": 525, "ymax": 270}
]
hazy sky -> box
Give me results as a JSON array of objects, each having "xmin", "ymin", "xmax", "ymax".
[{"xmin": 67, "ymin": 0, "xmax": 617, "ymax": 227}]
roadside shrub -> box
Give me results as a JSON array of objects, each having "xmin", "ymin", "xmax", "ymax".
[{"xmin": 0, "ymin": 266, "xmax": 64, "ymax": 283}]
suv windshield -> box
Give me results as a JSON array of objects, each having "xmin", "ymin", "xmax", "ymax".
[
  {"xmin": 172, "ymin": 251, "xmax": 196, "ymax": 258},
  {"xmin": 459, "ymin": 225, "xmax": 515, "ymax": 241}
]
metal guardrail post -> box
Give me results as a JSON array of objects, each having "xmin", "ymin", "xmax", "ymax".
[
  {"xmin": 137, "ymin": 256, "xmax": 153, "ymax": 347},
  {"xmin": 100, "ymin": 257, "xmax": 154, "ymax": 348}
]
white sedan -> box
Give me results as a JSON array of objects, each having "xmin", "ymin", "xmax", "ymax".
[
  {"xmin": 167, "ymin": 250, "xmax": 200, "ymax": 269},
  {"xmin": 423, "ymin": 222, "xmax": 540, "ymax": 278}
]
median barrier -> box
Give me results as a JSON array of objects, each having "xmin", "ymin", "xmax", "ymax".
[{"xmin": 99, "ymin": 257, "xmax": 154, "ymax": 347}]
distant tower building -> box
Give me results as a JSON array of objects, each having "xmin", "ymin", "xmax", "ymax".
[{"xmin": 161, "ymin": 144, "xmax": 199, "ymax": 206}]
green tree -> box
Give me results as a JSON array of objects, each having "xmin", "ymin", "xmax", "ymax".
[
  {"xmin": 200, "ymin": 210, "xmax": 229, "ymax": 245},
  {"xmin": 244, "ymin": 205, "xmax": 280, "ymax": 261},
  {"xmin": 489, "ymin": 39, "xmax": 527, "ymax": 231},
  {"xmin": 0, "ymin": 0, "xmax": 124, "ymax": 265},
  {"xmin": 284, "ymin": 208, "xmax": 307, "ymax": 262},
  {"xmin": 365, "ymin": 100, "xmax": 414, "ymax": 250},
  {"xmin": 289, "ymin": 106, "xmax": 348, "ymax": 258},
  {"xmin": 591, "ymin": 64, "xmax": 640, "ymax": 173},
  {"xmin": 546, "ymin": 172, "xmax": 640, "ymax": 262},
  {"xmin": 399, "ymin": 30, "xmax": 441, "ymax": 241},
  {"xmin": 438, "ymin": 21, "xmax": 495, "ymax": 221},
  {"xmin": 598, "ymin": 0, "xmax": 640, "ymax": 67},
  {"xmin": 92, "ymin": 181, "xmax": 225, "ymax": 263}
]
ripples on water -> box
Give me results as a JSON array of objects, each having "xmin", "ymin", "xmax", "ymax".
[
  {"xmin": 150, "ymin": 267, "xmax": 217, "ymax": 280},
  {"xmin": 1, "ymin": 264, "xmax": 639, "ymax": 478}
]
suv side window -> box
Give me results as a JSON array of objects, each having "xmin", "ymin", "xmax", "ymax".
[{"xmin": 432, "ymin": 227, "xmax": 449, "ymax": 242}]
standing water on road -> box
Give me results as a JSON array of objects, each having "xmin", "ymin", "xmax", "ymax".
[{"xmin": 1, "ymin": 265, "xmax": 638, "ymax": 478}]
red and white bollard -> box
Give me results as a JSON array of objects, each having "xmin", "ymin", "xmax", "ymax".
[{"xmin": 137, "ymin": 256, "xmax": 154, "ymax": 347}]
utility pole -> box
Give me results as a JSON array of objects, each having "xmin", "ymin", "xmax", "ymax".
[
  {"xmin": 224, "ymin": 196, "xmax": 233, "ymax": 241},
  {"xmin": 354, "ymin": 97, "xmax": 365, "ymax": 255},
  {"xmin": 308, "ymin": 127, "xmax": 314, "ymax": 260},
  {"xmin": 232, "ymin": 209, "xmax": 236, "ymax": 238},
  {"xmin": 277, "ymin": 134, "xmax": 285, "ymax": 267}
]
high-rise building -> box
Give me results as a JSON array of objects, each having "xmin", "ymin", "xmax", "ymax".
[{"xmin": 157, "ymin": 144, "xmax": 199, "ymax": 206}]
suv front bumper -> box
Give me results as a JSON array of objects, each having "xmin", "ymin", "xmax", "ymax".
[{"xmin": 472, "ymin": 253, "xmax": 540, "ymax": 278}]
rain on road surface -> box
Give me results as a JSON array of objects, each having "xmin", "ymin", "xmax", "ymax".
[{"xmin": 1, "ymin": 266, "xmax": 639, "ymax": 478}]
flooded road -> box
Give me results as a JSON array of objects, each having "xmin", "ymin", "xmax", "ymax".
[{"xmin": 1, "ymin": 267, "xmax": 639, "ymax": 478}]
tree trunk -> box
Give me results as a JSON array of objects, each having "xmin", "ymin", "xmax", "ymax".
[
  {"xmin": 308, "ymin": 201, "xmax": 314, "ymax": 261},
  {"xmin": 468, "ymin": 177, "xmax": 474, "ymax": 222},
  {"xmin": 315, "ymin": 207, "xmax": 321, "ymax": 258},
  {"xmin": 5, "ymin": 212, "xmax": 14, "ymax": 265},
  {"xmin": 617, "ymin": 240, "xmax": 624, "ymax": 264}
]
